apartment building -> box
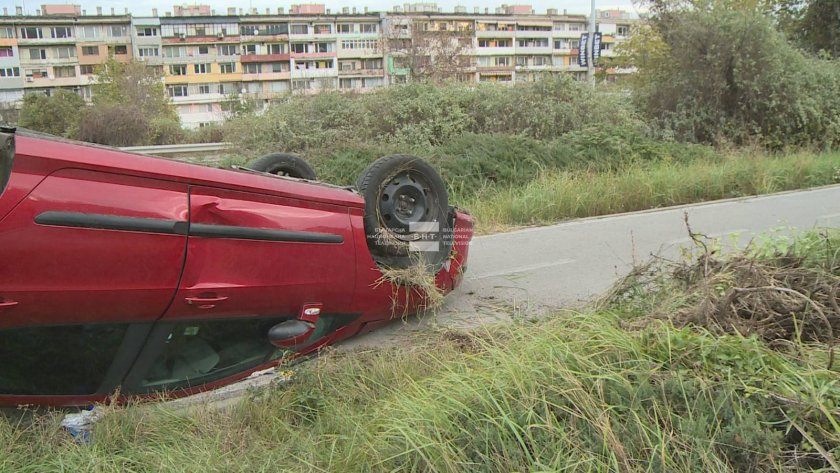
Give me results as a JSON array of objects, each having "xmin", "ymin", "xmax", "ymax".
[{"xmin": 0, "ymin": 4, "xmax": 635, "ymax": 128}]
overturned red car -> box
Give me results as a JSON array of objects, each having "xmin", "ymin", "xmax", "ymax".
[{"xmin": 0, "ymin": 128, "xmax": 473, "ymax": 406}]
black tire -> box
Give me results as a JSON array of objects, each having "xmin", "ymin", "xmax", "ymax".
[
  {"xmin": 356, "ymin": 154, "xmax": 452, "ymax": 270},
  {"xmin": 245, "ymin": 152, "xmax": 317, "ymax": 180}
]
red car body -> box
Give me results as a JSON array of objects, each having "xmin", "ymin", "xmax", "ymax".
[{"xmin": 0, "ymin": 129, "xmax": 473, "ymax": 406}]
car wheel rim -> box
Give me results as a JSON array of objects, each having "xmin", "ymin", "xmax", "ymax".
[{"xmin": 378, "ymin": 171, "xmax": 432, "ymax": 237}]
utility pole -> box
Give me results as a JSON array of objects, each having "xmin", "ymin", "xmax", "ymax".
[{"xmin": 586, "ymin": 0, "xmax": 596, "ymax": 83}]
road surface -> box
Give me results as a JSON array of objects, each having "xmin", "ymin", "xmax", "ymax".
[{"xmin": 342, "ymin": 184, "xmax": 840, "ymax": 348}]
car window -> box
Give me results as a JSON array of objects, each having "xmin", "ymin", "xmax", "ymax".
[
  {"xmin": 139, "ymin": 318, "xmax": 286, "ymax": 391},
  {"xmin": 0, "ymin": 323, "xmax": 128, "ymax": 396},
  {"xmin": 0, "ymin": 129, "xmax": 13, "ymax": 198}
]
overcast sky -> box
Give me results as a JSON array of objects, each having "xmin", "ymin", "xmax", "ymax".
[{"xmin": 4, "ymin": 0, "xmax": 644, "ymax": 18}]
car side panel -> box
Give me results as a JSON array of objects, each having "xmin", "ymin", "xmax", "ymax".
[
  {"xmin": 0, "ymin": 168, "xmax": 189, "ymax": 329},
  {"xmin": 162, "ymin": 186, "xmax": 357, "ymax": 320}
]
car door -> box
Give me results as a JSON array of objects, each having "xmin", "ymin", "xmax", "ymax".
[
  {"xmin": 0, "ymin": 168, "xmax": 189, "ymax": 402},
  {"xmin": 121, "ymin": 185, "xmax": 357, "ymax": 393}
]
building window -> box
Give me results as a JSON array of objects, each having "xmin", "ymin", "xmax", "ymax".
[
  {"xmin": 109, "ymin": 25, "xmax": 127, "ymax": 37},
  {"xmin": 55, "ymin": 46, "xmax": 76, "ymax": 59},
  {"xmin": 80, "ymin": 65, "xmax": 96, "ymax": 75},
  {"xmin": 113, "ymin": 45, "xmax": 128, "ymax": 55},
  {"xmin": 138, "ymin": 47, "xmax": 159, "ymax": 57},
  {"xmin": 169, "ymin": 64, "xmax": 187, "ymax": 75},
  {"xmin": 78, "ymin": 25, "xmax": 99, "ymax": 39},
  {"xmin": 82, "ymin": 46, "xmax": 99, "ymax": 56},
  {"xmin": 292, "ymin": 79, "xmax": 312, "ymax": 90},
  {"xmin": 54, "ymin": 66, "xmax": 76, "ymax": 78},
  {"xmin": 194, "ymin": 63, "xmax": 210, "ymax": 74},
  {"xmin": 290, "ymin": 24, "xmax": 308, "ymax": 35},
  {"xmin": 164, "ymin": 46, "xmax": 186, "ymax": 58},
  {"xmin": 291, "ymin": 43, "xmax": 307, "ymax": 54},
  {"xmin": 219, "ymin": 62, "xmax": 236, "ymax": 73},
  {"xmin": 137, "ymin": 27, "xmax": 158, "ymax": 37},
  {"xmin": 0, "ymin": 27, "xmax": 14, "ymax": 39},
  {"xmin": 197, "ymin": 45, "xmax": 209, "ymax": 55},
  {"xmin": 267, "ymin": 43, "xmax": 284, "ymax": 54},
  {"xmin": 50, "ymin": 27, "xmax": 73, "ymax": 39},
  {"xmin": 269, "ymin": 62, "xmax": 287, "ymax": 73},
  {"xmin": 617, "ymin": 25, "xmax": 630, "ymax": 36},
  {"xmin": 168, "ymin": 85, "xmax": 188, "ymax": 97},
  {"xmin": 337, "ymin": 24, "xmax": 352, "ymax": 34},
  {"xmin": 0, "ymin": 47, "xmax": 12, "ymax": 58},
  {"xmin": 197, "ymin": 84, "xmax": 210, "ymax": 94},
  {"xmin": 361, "ymin": 23, "xmax": 377, "ymax": 33},
  {"xmin": 263, "ymin": 24, "xmax": 288, "ymax": 35},
  {"xmin": 244, "ymin": 63, "xmax": 260, "ymax": 74},
  {"xmin": 0, "ymin": 67, "xmax": 20, "ymax": 77},
  {"xmin": 21, "ymin": 27, "xmax": 43, "ymax": 39},
  {"xmin": 363, "ymin": 58, "xmax": 382, "ymax": 70},
  {"xmin": 242, "ymin": 44, "xmax": 257, "ymax": 55},
  {"xmin": 29, "ymin": 49, "xmax": 46, "ymax": 60},
  {"xmin": 240, "ymin": 25, "xmax": 258, "ymax": 36},
  {"xmin": 314, "ymin": 24, "xmax": 331, "ymax": 34},
  {"xmin": 218, "ymin": 44, "xmax": 237, "ymax": 56}
]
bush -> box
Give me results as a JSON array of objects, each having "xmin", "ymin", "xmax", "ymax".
[
  {"xmin": 631, "ymin": 9, "xmax": 840, "ymax": 149},
  {"xmin": 18, "ymin": 90, "xmax": 85, "ymax": 137}
]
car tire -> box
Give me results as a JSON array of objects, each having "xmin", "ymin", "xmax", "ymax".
[
  {"xmin": 245, "ymin": 152, "xmax": 317, "ymax": 180},
  {"xmin": 356, "ymin": 154, "xmax": 453, "ymax": 270}
]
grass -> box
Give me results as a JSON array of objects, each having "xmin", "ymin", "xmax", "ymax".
[
  {"xmin": 460, "ymin": 151, "xmax": 840, "ymax": 233},
  {"xmin": 3, "ymin": 232, "xmax": 839, "ymax": 472}
]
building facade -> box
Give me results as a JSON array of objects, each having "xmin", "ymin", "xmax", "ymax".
[{"xmin": 0, "ymin": 4, "xmax": 636, "ymax": 128}]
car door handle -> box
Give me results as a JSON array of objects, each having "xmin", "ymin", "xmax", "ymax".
[
  {"xmin": 184, "ymin": 296, "xmax": 228, "ymax": 309},
  {"xmin": 0, "ymin": 300, "xmax": 18, "ymax": 310}
]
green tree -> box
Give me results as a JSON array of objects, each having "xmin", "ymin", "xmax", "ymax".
[
  {"xmin": 18, "ymin": 90, "xmax": 85, "ymax": 137},
  {"xmin": 78, "ymin": 58, "xmax": 179, "ymax": 146},
  {"xmin": 798, "ymin": 0, "xmax": 840, "ymax": 58},
  {"xmin": 624, "ymin": 7, "xmax": 840, "ymax": 148}
]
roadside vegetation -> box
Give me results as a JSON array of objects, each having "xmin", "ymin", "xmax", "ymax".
[
  {"xmin": 218, "ymin": 1, "xmax": 839, "ymax": 232},
  {"xmin": 3, "ymin": 229, "xmax": 838, "ymax": 472}
]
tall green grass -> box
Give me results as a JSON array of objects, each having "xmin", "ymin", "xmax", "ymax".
[
  {"xmin": 2, "ymin": 314, "xmax": 838, "ymax": 472},
  {"xmin": 462, "ymin": 151, "xmax": 840, "ymax": 233}
]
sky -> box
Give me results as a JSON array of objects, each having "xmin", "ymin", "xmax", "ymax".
[{"xmin": 2, "ymin": 0, "xmax": 644, "ymax": 18}]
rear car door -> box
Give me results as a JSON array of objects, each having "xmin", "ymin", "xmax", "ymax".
[
  {"xmin": 121, "ymin": 185, "xmax": 357, "ymax": 393},
  {"xmin": 0, "ymin": 160, "xmax": 188, "ymax": 402}
]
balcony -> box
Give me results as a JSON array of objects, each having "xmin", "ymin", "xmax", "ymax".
[
  {"xmin": 290, "ymin": 51, "xmax": 336, "ymax": 59},
  {"xmin": 17, "ymin": 37, "xmax": 76, "ymax": 45},
  {"xmin": 241, "ymin": 53, "xmax": 291, "ymax": 63},
  {"xmin": 242, "ymin": 71, "xmax": 291, "ymax": 81},
  {"xmin": 516, "ymin": 46, "xmax": 552, "ymax": 55},
  {"xmin": 24, "ymin": 75, "xmax": 84, "ymax": 87},
  {"xmin": 337, "ymin": 47, "xmax": 382, "ymax": 59},
  {"xmin": 553, "ymin": 30, "xmax": 585, "ymax": 38},
  {"xmin": 291, "ymin": 67, "xmax": 337, "ymax": 79},
  {"xmin": 338, "ymin": 68, "xmax": 385, "ymax": 77},
  {"xmin": 162, "ymin": 35, "xmax": 241, "ymax": 44},
  {"xmin": 288, "ymin": 32, "xmax": 337, "ymax": 42},
  {"xmin": 514, "ymin": 30, "xmax": 553, "ymax": 39},
  {"xmin": 475, "ymin": 47, "xmax": 515, "ymax": 56},
  {"xmin": 476, "ymin": 64, "xmax": 514, "ymax": 73},
  {"xmin": 475, "ymin": 30, "xmax": 515, "ymax": 38}
]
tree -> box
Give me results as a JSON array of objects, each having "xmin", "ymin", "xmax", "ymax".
[
  {"xmin": 383, "ymin": 17, "xmax": 474, "ymax": 82},
  {"xmin": 77, "ymin": 58, "xmax": 179, "ymax": 146},
  {"xmin": 18, "ymin": 90, "xmax": 85, "ymax": 137},
  {"xmin": 798, "ymin": 0, "xmax": 840, "ymax": 58},
  {"xmin": 622, "ymin": 6, "xmax": 840, "ymax": 148}
]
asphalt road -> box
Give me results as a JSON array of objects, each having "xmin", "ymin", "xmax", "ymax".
[{"xmin": 342, "ymin": 184, "xmax": 840, "ymax": 348}]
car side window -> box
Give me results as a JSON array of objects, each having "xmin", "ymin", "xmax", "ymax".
[
  {"xmin": 139, "ymin": 318, "xmax": 286, "ymax": 391},
  {"xmin": 0, "ymin": 323, "xmax": 128, "ymax": 396}
]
